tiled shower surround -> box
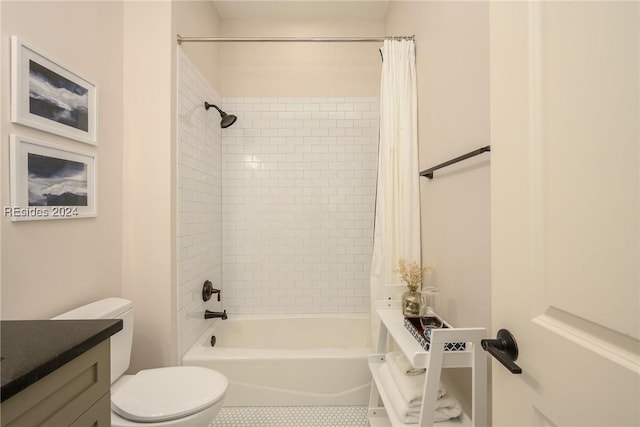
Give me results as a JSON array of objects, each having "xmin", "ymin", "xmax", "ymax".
[
  {"xmin": 221, "ymin": 97, "xmax": 378, "ymax": 314},
  {"xmin": 176, "ymin": 50, "xmax": 223, "ymax": 359},
  {"xmin": 177, "ymin": 49, "xmax": 379, "ymax": 358}
]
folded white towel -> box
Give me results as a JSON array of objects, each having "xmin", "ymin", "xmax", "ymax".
[
  {"xmin": 386, "ymin": 352, "xmax": 447, "ymax": 405},
  {"xmin": 378, "ymin": 362, "xmax": 463, "ymax": 423},
  {"xmin": 391, "ymin": 350, "xmax": 426, "ymax": 376},
  {"xmin": 386, "ymin": 352, "xmax": 425, "ymax": 405},
  {"xmin": 379, "ymin": 362, "xmax": 421, "ymax": 423},
  {"xmin": 434, "ymin": 395, "xmax": 463, "ymax": 422}
]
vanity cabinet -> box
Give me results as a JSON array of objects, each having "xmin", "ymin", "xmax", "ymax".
[
  {"xmin": 1, "ymin": 320, "xmax": 121, "ymax": 427},
  {"xmin": 367, "ymin": 300, "xmax": 487, "ymax": 427}
]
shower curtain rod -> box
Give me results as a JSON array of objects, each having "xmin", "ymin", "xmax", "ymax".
[{"xmin": 176, "ymin": 34, "xmax": 414, "ymax": 44}]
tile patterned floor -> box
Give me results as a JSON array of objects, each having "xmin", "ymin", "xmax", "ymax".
[{"xmin": 210, "ymin": 406, "xmax": 368, "ymax": 427}]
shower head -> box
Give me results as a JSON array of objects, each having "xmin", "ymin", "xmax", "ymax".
[{"xmin": 204, "ymin": 102, "xmax": 238, "ymax": 128}]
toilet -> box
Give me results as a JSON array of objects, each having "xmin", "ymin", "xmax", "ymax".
[{"xmin": 53, "ymin": 298, "xmax": 228, "ymax": 427}]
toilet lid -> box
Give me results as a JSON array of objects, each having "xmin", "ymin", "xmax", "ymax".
[{"xmin": 111, "ymin": 366, "xmax": 228, "ymax": 422}]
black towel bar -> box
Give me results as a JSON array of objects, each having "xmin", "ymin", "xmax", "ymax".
[{"xmin": 420, "ymin": 145, "xmax": 491, "ymax": 179}]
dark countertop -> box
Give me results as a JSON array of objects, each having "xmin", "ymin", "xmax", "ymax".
[{"xmin": 1, "ymin": 319, "xmax": 122, "ymax": 402}]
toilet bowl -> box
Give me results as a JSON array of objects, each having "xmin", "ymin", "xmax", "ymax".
[
  {"xmin": 110, "ymin": 367, "xmax": 227, "ymax": 427},
  {"xmin": 53, "ymin": 298, "xmax": 228, "ymax": 427}
]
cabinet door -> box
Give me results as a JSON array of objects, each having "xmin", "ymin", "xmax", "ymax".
[
  {"xmin": 2, "ymin": 341, "xmax": 111, "ymax": 427},
  {"xmin": 69, "ymin": 393, "xmax": 111, "ymax": 427}
]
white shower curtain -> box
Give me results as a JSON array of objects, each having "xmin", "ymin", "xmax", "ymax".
[{"xmin": 370, "ymin": 39, "xmax": 421, "ymax": 343}]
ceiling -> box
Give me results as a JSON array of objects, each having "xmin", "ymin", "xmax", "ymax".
[{"xmin": 211, "ymin": 1, "xmax": 390, "ymax": 20}]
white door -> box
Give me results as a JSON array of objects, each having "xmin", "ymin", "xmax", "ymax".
[{"xmin": 490, "ymin": 2, "xmax": 639, "ymax": 426}]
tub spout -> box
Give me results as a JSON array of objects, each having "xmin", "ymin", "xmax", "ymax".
[{"xmin": 205, "ymin": 309, "xmax": 227, "ymax": 320}]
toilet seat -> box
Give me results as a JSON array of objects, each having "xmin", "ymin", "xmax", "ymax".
[{"xmin": 111, "ymin": 366, "xmax": 228, "ymax": 423}]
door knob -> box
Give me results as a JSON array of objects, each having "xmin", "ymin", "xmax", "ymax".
[{"xmin": 481, "ymin": 329, "xmax": 522, "ymax": 374}]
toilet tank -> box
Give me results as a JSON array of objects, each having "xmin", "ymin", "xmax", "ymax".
[{"xmin": 52, "ymin": 298, "xmax": 134, "ymax": 383}]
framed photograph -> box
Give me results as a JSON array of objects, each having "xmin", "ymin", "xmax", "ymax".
[
  {"xmin": 11, "ymin": 36, "xmax": 97, "ymax": 145},
  {"xmin": 9, "ymin": 134, "xmax": 97, "ymax": 221}
]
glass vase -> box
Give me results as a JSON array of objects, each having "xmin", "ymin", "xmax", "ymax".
[
  {"xmin": 420, "ymin": 286, "xmax": 439, "ymax": 317},
  {"xmin": 402, "ymin": 286, "xmax": 421, "ymax": 317}
]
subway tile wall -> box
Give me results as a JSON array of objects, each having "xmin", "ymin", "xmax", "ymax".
[
  {"xmin": 177, "ymin": 51, "xmax": 380, "ymax": 358},
  {"xmin": 221, "ymin": 97, "xmax": 379, "ymax": 314},
  {"xmin": 176, "ymin": 49, "xmax": 223, "ymax": 360}
]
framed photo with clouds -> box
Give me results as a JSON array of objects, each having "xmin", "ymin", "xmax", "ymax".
[
  {"xmin": 11, "ymin": 36, "xmax": 97, "ymax": 145},
  {"xmin": 9, "ymin": 134, "xmax": 97, "ymax": 221}
]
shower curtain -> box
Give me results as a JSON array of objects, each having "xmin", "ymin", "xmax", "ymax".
[{"xmin": 370, "ymin": 39, "xmax": 421, "ymax": 343}]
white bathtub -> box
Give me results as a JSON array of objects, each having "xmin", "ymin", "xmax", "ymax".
[{"xmin": 182, "ymin": 314, "xmax": 372, "ymax": 406}]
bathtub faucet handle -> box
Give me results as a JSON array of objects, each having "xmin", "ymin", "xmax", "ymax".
[{"xmin": 202, "ymin": 280, "xmax": 221, "ymax": 302}]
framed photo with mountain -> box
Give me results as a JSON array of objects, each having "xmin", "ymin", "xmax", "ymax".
[
  {"xmin": 9, "ymin": 135, "xmax": 97, "ymax": 221},
  {"xmin": 11, "ymin": 36, "xmax": 97, "ymax": 145}
]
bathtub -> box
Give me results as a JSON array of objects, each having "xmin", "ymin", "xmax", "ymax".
[{"xmin": 182, "ymin": 314, "xmax": 372, "ymax": 406}]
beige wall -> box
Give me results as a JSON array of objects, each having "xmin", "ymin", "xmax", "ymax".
[
  {"xmin": 385, "ymin": 0, "xmax": 491, "ymax": 416},
  {"xmin": 0, "ymin": 1, "xmax": 124, "ymax": 319},
  {"xmin": 121, "ymin": 0, "xmax": 221, "ymax": 371},
  {"xmin": 122, "ymin": 1, "xmax": 175, "ymax": 371},
  {"xmin": 172, "ymin": 1, "xmax": 221, "ymax": 89},
  {"xmin": 219, "ymin": 17, "xmax": 383, "ymax": 97}
]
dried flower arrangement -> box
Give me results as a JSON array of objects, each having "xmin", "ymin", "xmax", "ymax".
[{"xmin": 397, "ymin": 258, "xmax": 431, "ymax": 291}]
